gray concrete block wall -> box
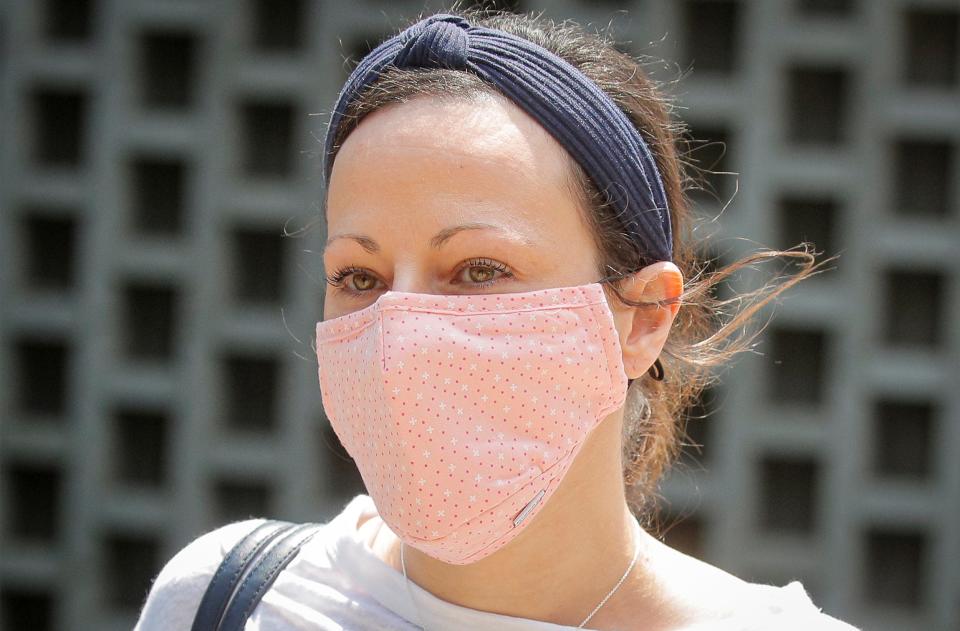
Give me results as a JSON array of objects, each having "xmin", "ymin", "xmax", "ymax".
[{"xmin": 1, "ymin": 1, "xmax": 957, "ymax": 630}]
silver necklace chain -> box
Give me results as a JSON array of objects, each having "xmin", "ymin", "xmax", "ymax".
[
  {"xmin": 399, "ymin": 517, "xmax": 643, "ymax": 629},
  {"xmin": 576, "ymin": 517, "xmax": 643, "ymax": 628}
]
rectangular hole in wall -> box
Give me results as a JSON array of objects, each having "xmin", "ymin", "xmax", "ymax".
[
  {"xmin": 872, "ymin": 398, "xmax": 935, "ymax": 480},
  {"xmin": 759, "ymin": 455, "xmax": 819, "ymax": 535},
  {"xmin": 786, "ymin": 66, "xmax": 849, "ymax": 146},
  {"xmin": 239, "ymin": 100, "xmax": 296, "ymax": 177},
  {"xmin": 1, "ymin": 587, "xmax": 55, "ymax": 631},
  {"xmin": 576, "ymin": 0, "xmax": 628, "ymax": 6},
  {"xmin": 222, "ymin": 354, "xmax": 280, "ymax": 432},
  {"xmin": 14, "ymin": 336, "xmax": 70, "ymax": 418},
  {"xmin": 3, "ymin": 461, "xmax": 62, "ymax": 543},
  {"xmin": 864, "ymin": 527, "xmax": 927, "ymax": 609},
  {"xmin": 766, "ymin": 326, "xmax": 828, "ymax": 405},
  {"xmin": 882, "ymin": 268, "xmax": 944, "ymax": 348},
  {"xmin": 610, "ymin": 38, "xmax": 642, "ymax": 59},
  {"xmin": 778, "ymin": 195, "xmax": 839, "ymax": 259},
  {"xmin": 231, "ymin": 226, "xmax": 286, "ymax": 305},
  {"xmin": 796, "ymin": 0, "xmax": 854, "ymax": 17},
  {"xmin": 30, "ymin": 87, "xmax": 87, "ymax": 168},
  {"xmin": 43, "ymin": 0, "xmax": 92, "ymax": 42},
  {"xmin": 697, "ymin": 245, "xmax": 736, "ymax": 302},
  {"xmin": 687, "ymin": 125, "xmax": 736, "ymax": 209},
  {"xmin": 139, "ymin": 30, "xmax": 198, "ymax": 110},
  {"xmin": 102, "ymin": 532, "xmax": 162, "ymax": 612},
  {"xmin": 679, "ymin": 383, "xmax": 723, "ymax": 468},
  {"xmin": 682, "ymin": 0, "xmax": 741, "ymax": 75},
  {"xmin": 342, "ymin": 30, "xmax": 392, "ymax": 82},
  {"xmin": 660, "ymin": 513, "xmax": 705, "ymax": 560},
  {"xmin": 462, "ymin": 0, "xmax": 524, "ymax": 12},
  {"xmin": 112, "ymin": 408, "xmax": 169, "ymax": 488},
  {"xmin": 251, "ymin": 0, "xmax": 304, "ymax": 52},
  {"xmin": 903, "ymin": 8, "xmax": 959, "ymax": 88},
  {"xmin": 213, "ymin": 477, "xmax": 274, "ymax": 524},
  {"xmin": 319, "ymin": 420, "xmax": 366, "ymax": 503},
  {"xmin": 22, "ymin": 212, "xmax": 78, "ymax": 291},
  {"xmin": 892, "ymin": 139, "xmax": 954, "ymax": 218},
  {"xmin": 122, "ymin": 282, "xmax": 178, "ymax": 362},
  {"xmin": 130, "ymin": 155, "xmax": 188, "ymax": 236}
]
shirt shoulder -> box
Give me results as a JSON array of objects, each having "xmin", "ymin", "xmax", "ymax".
[
  {"xmin": 770, "ymin": 581, "xmax": 859, "ymax": 630},
  {"xmin": 133, "ymin": 518, "xmax": 273, "ymax": 631},
  {"xmin": 714, "ymin": 581, "xmax": 861, "ymax": 631},
  {"xmin": 133, "ymin": 495, "xmax": 374, "ymax": 631},
  {"xmin": 648, "ymin": 536, "xmax": 859, "ymax": 631}
]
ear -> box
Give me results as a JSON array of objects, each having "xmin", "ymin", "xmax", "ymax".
[{"xmin": 606, "ymin": 261, "xmax": 683, "ymax": 380}]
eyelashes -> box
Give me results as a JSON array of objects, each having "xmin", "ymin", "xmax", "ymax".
[
  {"xmin": 324, "ymin": 265, "xmax": 366, "ymax": 288},
  {"xmin": 325, "ymin": 258, "xmax": 514, "ymax": 297}
]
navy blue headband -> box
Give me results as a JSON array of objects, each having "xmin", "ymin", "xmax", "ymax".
[{"xmin": 322, "ymin": 13, "xmax": 673, "ymax": 263}]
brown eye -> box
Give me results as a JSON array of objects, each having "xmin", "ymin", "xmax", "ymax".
[
  {"xmin": 467, "ymin": 266, "xmax": 496, "ymax": 283},
  {"xmin": 454, "ymin": 258, "xmax": 513, "ymax": 288},
  {"xmin": 351, "ymin": 273, "xmax": 376, "ymax": 291}
]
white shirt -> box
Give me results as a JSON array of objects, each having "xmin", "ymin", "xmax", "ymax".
[{"xmin": 134, "ymin": 494, "xmax": 859, "ymax": 631}]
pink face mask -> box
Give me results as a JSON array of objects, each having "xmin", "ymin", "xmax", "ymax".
[{"xmin": 315, "ymin": 281, "xmax": 628, "ymax": 564}]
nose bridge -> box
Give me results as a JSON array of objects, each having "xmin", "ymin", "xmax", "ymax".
[{"xmin": 388, "ymin": 260, "xmax": 435, "ymax": 295}]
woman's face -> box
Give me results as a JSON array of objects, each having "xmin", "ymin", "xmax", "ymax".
[{"xmin": 322, "ymin": 92, "xmax": 603, "ymax": 320}]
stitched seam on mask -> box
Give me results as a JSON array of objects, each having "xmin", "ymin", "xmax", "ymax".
[
  {"xmin": 590, "ymin": 302, "xmax": 627, "ymax": 411},
  {"xmin": 315, "ymin": 315, "xmax": 378, "ymax": 344},
  {"xmin": 378, "ymin": 309, "xmax": 387, "ymax": 373},
  {"xmin": 407, "ymin": 441, "xmax": 580, "ymax": 549},
  {"xmin": 316, "ymin": 298, "xmax": 606, "ymax": 342},
  {"xmin": 371, "ymin": 298, "xmax": 605, "ymax": 318},
  {"xmin": 459, "ymin": 441, "xmax": 591, "ymax": 563},
  {"xmin": 409, "ymin": 431, "xmax": 584, "ymax": 543}
]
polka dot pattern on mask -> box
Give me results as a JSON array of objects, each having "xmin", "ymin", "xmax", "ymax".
[{"xmin": 315, "ymin": 282, "xmax": 628, "ymax": 564}]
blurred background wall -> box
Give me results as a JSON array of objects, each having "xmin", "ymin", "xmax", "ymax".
[{"xmin": 1, "ymin": 1, "xmax": 958, "ymax": 630}]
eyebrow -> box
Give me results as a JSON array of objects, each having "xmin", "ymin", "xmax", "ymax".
[{"xmin": 324, "ymin": 222, "xmax": 532, "ymax": 254}]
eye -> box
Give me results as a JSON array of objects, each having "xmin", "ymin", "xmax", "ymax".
[
  {"xmin": 454, "ymin": 258, "xmax": 513, "ymax": 288},
  {"xmin": 325, "ymin": 258, "xmax": 514, "ymax": 299},
  {"xmin": 325, "ymin": 266, "xmax": 382, "ymax": 296}
]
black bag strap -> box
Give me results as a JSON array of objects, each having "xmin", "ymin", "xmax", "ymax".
[
  {"xmin": 217, "ymin": 522, "xmax": 323, "ymax": 631},
  {"xmin": 191, "ymin": 520, "xmax": 295, "ymax": 631},
  {"xmin": 190, "ymin": 520, "xmax": 321, "ymax": 631}
]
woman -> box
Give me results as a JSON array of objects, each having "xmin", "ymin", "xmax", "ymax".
[{"xmin": 135, "ymin": 7, "xmax": 857, "ymax": 630}]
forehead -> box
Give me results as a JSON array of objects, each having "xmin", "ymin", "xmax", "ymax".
[
  {"xmin": 327, "ymin": 92, "xmax": 575, "ymax": 205},
  {"xmin": 323, "ymin": 92, "xmax": 603, "ymax": 286}
]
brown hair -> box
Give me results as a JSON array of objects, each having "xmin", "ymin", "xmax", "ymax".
[{"xmin": 323, "ymin": 5, "xmax": 836, "ymax": 522}]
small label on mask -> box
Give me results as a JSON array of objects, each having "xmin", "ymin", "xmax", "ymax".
[{"xmin": 513, "ymin": 488, "xmax": 547, "ymax": 527}]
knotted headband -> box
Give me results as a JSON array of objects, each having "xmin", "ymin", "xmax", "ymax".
[{"xmin": 322, "ymin": 13, "xmax": 674, "ymax": 263}]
